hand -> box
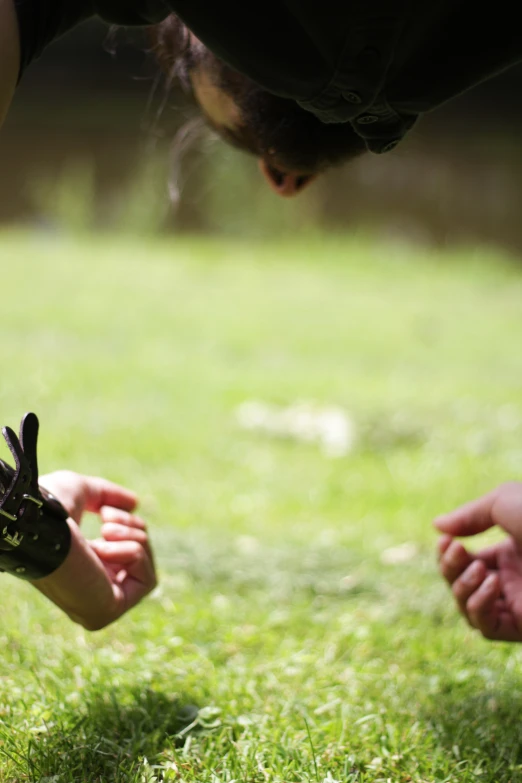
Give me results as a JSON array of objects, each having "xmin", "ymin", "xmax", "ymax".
[
  {"xmin": 434, "ymin": 482, "xmax": 522, "ymax": 642},
  {"xmin": 30, "ymin": 470, "xmax": 157, "ymax": 631}
]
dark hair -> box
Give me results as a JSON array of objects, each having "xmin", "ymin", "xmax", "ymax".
[{"xmin": 150, "ymin": 15, "xmax": 366, "ymax": 175}]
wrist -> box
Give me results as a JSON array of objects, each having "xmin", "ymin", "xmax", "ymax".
[{"xmin": 31, "ymin": 520, "xmax": 117, "ymax": 631}]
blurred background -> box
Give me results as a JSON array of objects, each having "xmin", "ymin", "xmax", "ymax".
[{"xmin": 2, "ymin": 19, "xmax": 522, "ymax": 251}]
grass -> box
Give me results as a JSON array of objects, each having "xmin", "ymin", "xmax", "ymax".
[{"xmin": 0, "ymin": 231, "xmax": 521, "ymax": 781}]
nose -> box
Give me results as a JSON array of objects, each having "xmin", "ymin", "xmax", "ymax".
[{"xmin": 259, "ymin": 159, "xmax": 316, "ymax": 197}]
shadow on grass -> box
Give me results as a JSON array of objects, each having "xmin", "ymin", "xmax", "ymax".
[
  {"xmin": 2, "ymin": 688, "xmax": 200, "ymax": 782},
  {"xmin": 420, "ymin": 684, "xmax": 522, "ymax": 780}
]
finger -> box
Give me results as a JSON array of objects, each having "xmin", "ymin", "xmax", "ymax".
[
  {"xmin": 90, "ymin": 538, "xmax": 149, "ymax": 564},
  {"xmin": 439, "ymin": 539, "xmax": 474, "ymax": 585},
  {"xmin": 90, "ymin": 539, "xmax": 156, "ymax": 608},
  {"xmin": 471, "ymin": 539, "xmax": 514, "ymax": 570},
  {"xmin": 119, "ymin": 555, "xmax": 157, "ymax": 608},
  {"xmin": 437, "ymin": 534, "xmax": 453, "ymax": 559},
  {"xmin": 495, "ymin": 544, "xmax": 522, "ymax": 605},
  {"xmin": 488, "ymin": 611, "xmax": 522, "ymax": 642},
  {"xmin": 100, "ymin": 506, "xmax": 147, "ymax": 530},
  {"xmin": 466, "ymin": 573, "xmax": 507, "ymax": 637},
  {"xmin": 90, "ymin": 540, "xmax": 156, "ymax": 597},
  {"xmin": 433, "ymin": 488, "xmax": 499, "ymax": 537},
  {"xmin": 99, "ymin": 508, "xmax": 153, "ymax": 563},
  {"xmin": 104, "ymin": 562, "xmax": 124, "ymax": 579},
  {"xmin": 452, "ymin": 560, "xmax": 488, "ymax": 616},
  {"xmin": 101, "ymin": 522, "xmax": 148, "ymax": 545},
  {"xmin": 83, "ymin": 477, "xmax": 138, "ymax": 515}
]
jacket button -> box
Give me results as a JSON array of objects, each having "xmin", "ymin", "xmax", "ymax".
[
  {"xmin": 344, "ymin": 91, "xmax": 362, "ymax": 104},
  {"xmin": 357, "ymin": 114, "xmax": 379, "ymax": 125}
]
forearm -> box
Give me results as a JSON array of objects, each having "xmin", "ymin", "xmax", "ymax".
[
  {"xmin": 30, "ymin": 520, "xmax": 119, "ymax": 631},
  {"xmin": 0, "ymin": 415, "xmax": 156, "ymax": 632},
  {"xmin": 0, "ymin": 0, "xmax": 20, "ymax": 128}
]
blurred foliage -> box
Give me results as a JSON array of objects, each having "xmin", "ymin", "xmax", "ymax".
[
  {"xmin": 15, "ymin": 130, "xmax": 522, "ymax": 255},
  {"xmin": 3, "ymin": 20, "xmax": 522, "ymax": 252}
]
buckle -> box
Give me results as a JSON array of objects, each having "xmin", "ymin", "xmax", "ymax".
[
  {"xmin": 22, "ymin": 494, "xmax": 43, "ymax": 509},
  {"xmin": 0, "ymin": 508, "xmax": 17, "ymax": 522}
]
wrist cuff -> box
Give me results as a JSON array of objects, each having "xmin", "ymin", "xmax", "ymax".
[{"xmin": 0, "ymin": 413, "xmax": 71, "ymax": 580}]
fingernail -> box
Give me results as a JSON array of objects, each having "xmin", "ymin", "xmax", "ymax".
[
  {"xmin": 447, "ymin": 541, "xmax": 461, "ymax": 564},
  {"xmin": 481, "ymin": 574, "xmax": 497, "ymax": 592},
  {"xmin": 461, "ymin": 561, "xmax": 481, "ymax": 585}
]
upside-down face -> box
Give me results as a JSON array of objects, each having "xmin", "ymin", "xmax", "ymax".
[{"xmin": 152, "ymin": 16, "xmax": 367, "ymax": 197}]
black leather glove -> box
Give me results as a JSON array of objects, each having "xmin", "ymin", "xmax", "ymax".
[{"xmin": 0, "ymin": 413, "xmax": 71, "ymax": 580}]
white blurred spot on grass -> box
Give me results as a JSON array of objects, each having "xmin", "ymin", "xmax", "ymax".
[
  {"xmin": 211, "ymin": 594, "xmax": 230, "ymax": 611},
  {"xmin": 235, "ymin": 400, "xmax": 356, "ymax": 457},
  {"xmin": 235, "ymin": 535, "xmax": 261, "ymax": 554},
  {"xmin": 380, "ymin": 541, "xmax": 418, "ymax": 565},
  {"xmin": 339, "ymin": 574, "xmax": 360, "ymax": 591}
]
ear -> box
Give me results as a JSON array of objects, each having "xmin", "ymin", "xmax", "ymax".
[{"xmin": 259, "ymin": 159, "xmax": 317, "ymax": 197}]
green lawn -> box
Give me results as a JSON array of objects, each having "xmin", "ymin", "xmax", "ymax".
[{"xmin": 0, "ymin": 231, "xmax": 522, "ymax": 782}]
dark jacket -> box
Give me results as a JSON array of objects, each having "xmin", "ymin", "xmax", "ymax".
[{"xmin": 15, "ymin": 0, "xmax": 522, "ymax": 154}]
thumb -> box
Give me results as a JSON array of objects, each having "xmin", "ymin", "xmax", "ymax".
[
  {"xmin": 433, "ymin": 488, "xmax": 499, "ymax": 537},
  {"xmin": 434, "ymin": 483, "xmax": 522, "ymax": 542},
  {"xmin": 490, "ymin": 483, "xmax": 522, "ymax": 545},
  {"xmin": 82, "ymin": 476, "xmax": 138, "ymax": 515}
]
